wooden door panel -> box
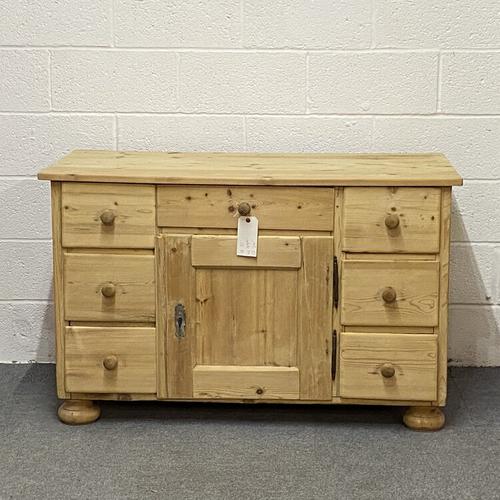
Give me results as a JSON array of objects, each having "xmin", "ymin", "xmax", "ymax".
[
  {"xmin": 164, "ymin": 235, "xmax": 195, "ymax": 399},
  {"xmin": 196, "ymin": 269, "xmax": 297, "ymax": 367},
  {"xmin": 161, "ymin": 234, "xmax": 334, "ymax": 401},
  {"xmin": 298, "ymin": 236, "xmax": 333, "ymax": 400},
  {"xmin": 191, "ymin": 235, "xmax": 302, "ymax": 268},
  {"xmin": 193, "ymin": 365, "xmax": 299, "ymax": 400}
]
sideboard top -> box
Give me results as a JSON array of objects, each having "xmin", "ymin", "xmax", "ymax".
[{"xmin": 38, "ymin": 150, "xmax": 462, "ymax": 187}]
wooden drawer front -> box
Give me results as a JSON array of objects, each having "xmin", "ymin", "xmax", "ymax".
[
  {"xmin": 339, "ymin": 332, "xmax": 437, "ymax": 401},
  {"xmin": 342, "ymin": 187, "xmax": 440, "ymax": 253},
  {"xmin": 193, "ymin": 366, "xmax": 299, "ymax": 400},
  {"xmin": 62, "ymin": 183, "xmax": 155, "ymax": 248},
  {"xmin": 65, "ymin": 327, "xmax": 156, "ymax": 393},
  {"xmin": 341, "ymin": 259, "xmax": 439, "ymax": 327},
  {"xmin": 64, "ymin": 253, "xmax": 155, "ymax": 322},
  {"xmin": 157, "ymin": 186, "xmax": 334, "ymax": 231}
]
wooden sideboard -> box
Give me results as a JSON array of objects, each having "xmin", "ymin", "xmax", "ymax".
[{"xmin": 38, "ymin": 150, "xmax": 462, "ymax": 430}]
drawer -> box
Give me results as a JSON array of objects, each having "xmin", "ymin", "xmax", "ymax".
[
  {"xmin": 341, "ymin": 259, "xmax": 439, "ymax": 327},
  {"xmin": 339, "ymin": 332, "xmax": 437, "ymax": 401},
  {"xmin": 157, "ymin": 186, "xmax": 334, "ymax": 231},
  {"xmin": 64, "ymin": 252, "xmax": 155, "ymax": 322},
  {"xmin": 342, "ymin": 187, "xmax": 441, "ymax": 253},
  {"xmin": 64, "ymin": 326, "xmax": 156, "ymax": 393},
  {"xmin": 62, "ymin": 183, "xmax": 155, "ymax": 248}
]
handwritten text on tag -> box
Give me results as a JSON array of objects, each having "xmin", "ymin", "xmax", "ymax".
[{"xmin": 237, "ymin": 216, "xmax": 258, "ymax": 257}]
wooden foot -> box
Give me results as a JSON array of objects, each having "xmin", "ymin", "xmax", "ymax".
[
  {"xmin": 403, "ymin": 406, "xmax": 445, "ymax": 431},
  {"xmin": 58, "ymin": 399, "xmax": 101, "ymax": 425}
]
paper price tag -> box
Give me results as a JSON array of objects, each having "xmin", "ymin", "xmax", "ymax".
[{"xmin": 237, "ymin": 216, "xmax": 258, "ymax": 257}]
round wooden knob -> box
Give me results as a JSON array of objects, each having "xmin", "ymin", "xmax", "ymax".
[
  {"xmin": 101, "ymin": 282, "xmax": 116, "ymax": 298},
  {"xmin": 385, "ymin": 214, "xmax": 400, "ymax": 230},
  {"xmin": 237, "ymin": 202, "xmax": 251, "ymax": 216},
  {"xmin": 380, "ymin": 363, "xmax": 395, "ymax": 378},
  {"xmin": 103, "ymin": 355, "xmax": 118, "ymax": 371},
  {"xmin": 382, "ymin": 287, "xmax": 397, "ymax": 303},
  {"xmin": 100, "ymin": 209, "xmax": 116, "ymax": 226}
]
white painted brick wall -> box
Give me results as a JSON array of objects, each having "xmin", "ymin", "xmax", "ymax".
[
  {"xmin": 245, "ymin": 117, "xmax": 372, "ymax": 152},
  {"xmin": 118, "ymin": 115, "xmax": 245, "ymax": 151},
  {"xmin": 179, "ymin": 52, "xmax": 306, "ymax": 113},
  {"xmin": 0, "ymin": 0, "xmax": 498, "ymax": 365},
  {"xmin": 308, "ymin": 53, "xmax": 438, "ymax": 113},
  {"xmin": 0, "ymin": 1, "xmax": 112, "ymax": 47},
  {"xmin": 374, "ymin": 1, "xmax": 500, "ymax": 49},
  {"xmin": 52, "ymin": 51, "xmax": 178, "ymax": 111},
  {"xmin": 441, "ymin": 53, "xmax": 500, "ymax": 113},
  {"xmin": 115, "ymin": 0, "xmax": 241, "ymax": 48},
  {"xmin": 243, "ymin": 1, "xmax": 372, "ymax": 49},
  {"xmin": 0, "ymin": 50, "xmax": 50, "ymax": 111}
]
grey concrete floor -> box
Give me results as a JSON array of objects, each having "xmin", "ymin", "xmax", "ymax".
[{"xmin": 0, "ymin": 365, "xmax": 499, "ymax": 500}]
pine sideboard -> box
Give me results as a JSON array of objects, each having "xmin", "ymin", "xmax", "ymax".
[{"xmin": 38, "ymin": 150, "xmax": 462, "ymax": 430}]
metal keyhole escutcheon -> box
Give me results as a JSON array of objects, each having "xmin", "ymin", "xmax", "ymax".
[{"xmin": 175, "ymin": 303, "xmax": 186, "ymax": 338}]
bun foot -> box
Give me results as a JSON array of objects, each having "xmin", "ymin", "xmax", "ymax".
[
  {"xmin": 403, "ymin": 406, "xmax": 445, "ymax": 431},
  {"xmin": 58, "ymin": 399, "xmax": 101, "ymax": 425}
]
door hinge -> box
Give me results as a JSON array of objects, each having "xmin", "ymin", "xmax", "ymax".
[
  {"xmin": 331, "ymin": 329, "xmax": 337, "ymax": 380},
  {"xmin": 333, "ymin": 256, "xmax": 339, "ymax": 309}
]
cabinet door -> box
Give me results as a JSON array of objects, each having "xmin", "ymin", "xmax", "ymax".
[{"xmin": 158, "ymin": 234, "xmax": 333, "ymax": 401}]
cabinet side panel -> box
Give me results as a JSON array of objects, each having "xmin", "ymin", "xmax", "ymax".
[
  {"xmin": 298, "ymin": 236, "xmax": 333, "ymax": 400},
  {"xmin": 165, "ymin": 235, "xmax": 196, "ymax": 398},
  {"xmin": 437, "ymin": 188, "xmax": 451, "ymax": 406},
  {"xmin": 51, "ymin": 182, "xmax": 69, "ymax": 398}
]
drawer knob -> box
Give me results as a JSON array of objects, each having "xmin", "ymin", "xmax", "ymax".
[
  {"xmin": 101, "ymin": 282, "xmax": 116, "ymax": 298},
  {"xmin": 382, "ymin": 286, "xmax": 397, "ymax": 304},
  {"xmin": 237, "ymin": 202, "xmax": 251, "ymax": 216},
  {"xmin": 385, "ymin": 214, "xmax": 400, "ymax": 230},
  {"xmin": 103, "ymin": 355, "xmax": 118, "ymax": 371},
  {"xmin": 100, "ymin": 209, "xmax": 116, "ymax": 226},
  {"xmin": 380, "ymin": 363, "xmax": 395, "ymax": 378}
]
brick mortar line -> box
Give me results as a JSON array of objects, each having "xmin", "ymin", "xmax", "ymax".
[
  {"xmin": 451, "ymin": 242, "xmax": 500, "ymax": 246},
  {"xmin": 305, "ymin": 52, "xmax": 310, "ymax": 114},
  {"xmin": 436, "ymin": 52, "xmax": 442, "ymax": 112},
  {"xmin": 370, "ymin": 0, "xmax": 376, "ymax": 49},
  {"xmin": 2, "ymin": 46, "xmax": 500, "ymax": 53},
  {"xmin": 242, "ymin": 115, "xmax": 248, "ymax": 151},
  {"xmin": 2, "ymin": 112, "xmax": 500, "ymax": 118},
  {"xmin": 47, "ymin": 50, "xmax": 52, "ymax": 110},
  {"xmin": 175, "ymin": 52, "xmax": 181, "ymax": 111},
  {"xmin": 0, "ymin": 299, "xmax": 53, "ymax": 303},
  {"xmin": 450, "ymin": 304, "xmax": 500, "ymax": 309},
  {"xmin": 110, "ymin": 0, "xmax": 115, "ymax": 48},
  {"xmin": 0, "ymin": 239, "xmax": 52, "ymax": 242},
  {"xmin": 239, "ymin": 0, "xmax": 244, "ymax": 47},
  {"xmin": 113, "ymin": 114, "xmax": 118, "ymax": 150}
]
